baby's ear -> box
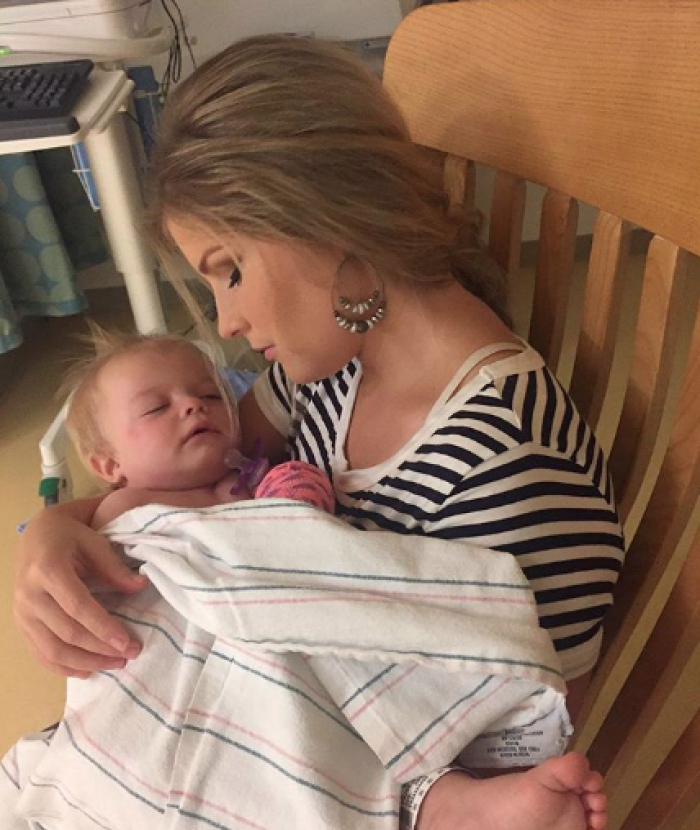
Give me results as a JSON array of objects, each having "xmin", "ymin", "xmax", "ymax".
[{"xmin": 89, "ymin": 452, "xmax": 123, "ymax": 485}]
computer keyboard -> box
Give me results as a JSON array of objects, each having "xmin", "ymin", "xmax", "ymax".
[{"xmin": 0, "ymin": 58, "xmax": 94, "ymax": 141}]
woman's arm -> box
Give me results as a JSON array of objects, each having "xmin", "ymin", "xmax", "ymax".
[
  {"xmin": 14, "ymin": 495, "xmax": 148, "ymax": 678},
  {"xmin": 91, "ymin": 485, "xmax": 253, "ymax": 529},
  {"xmin": 92, "ymin": 489, "xmax": 159, "ymax": 530}
]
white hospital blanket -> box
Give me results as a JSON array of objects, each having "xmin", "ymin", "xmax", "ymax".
[{"xmin": 2, "ymin": 499, "xmax": 572, "ymax": 830}]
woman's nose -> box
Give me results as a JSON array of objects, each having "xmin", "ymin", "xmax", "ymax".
[
  {"xmin": 211, "ymin": 288, "xmax": 247, "ymax": 340},
  {"xmin": 217, "ymin": 317, "xmax": 243, "ymax": 340},
  {"xmin": 216, "ymin": 307, "xmax": 246, "ymax": 340}
]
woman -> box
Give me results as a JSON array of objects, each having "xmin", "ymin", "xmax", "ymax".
[{"xmin": 14, "ymin": 36, "xmax": 619, "ymax": 830}]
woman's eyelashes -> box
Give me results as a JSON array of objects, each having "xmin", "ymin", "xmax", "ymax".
[{"xmin": 228, "ymin": 265, "xmax": 242, "ymax": 289}]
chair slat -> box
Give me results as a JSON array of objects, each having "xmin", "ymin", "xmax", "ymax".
[
  {"xmin": 586, "ymin": 521, "xmax": 700, "ymax": 773},
  {"xmin": 604, "ymin": 298, "xmax": 700, "ymax": 649},
  {"xmin": 574, "ymin": 517, "xmax": 700, "ymax": 757},
  {"xmin": 488, "ymin": 170, "xmax": 525, "ymax": 277},
  {"xmin": 612, "ymin": 243, "xmax": 699, "ymax": 540},
  {"xmin": 603, "ymin": 607, "xmax": 700, "ymax": 830},
  {"xmin": 678, "ymin": 803, "xmax": 700, "ymax": 830},
  {"xmin": 621, "ymin": 685, "xmax": 700, "ymax": 830},
  {"xmin": 569, "ymin": 213, "xmax": 633, "ymax": 444},
  {"xmin": 574, "ymin": 312, "xmax": 700, "ymax": 753},
  {"xmin": 529, "ymin": 190, "xmax": 578, "ymax": 379},
  {"xmin": 443, "ymin": 153, "xmax": 475, "ymax": 213},
  {"xmin": 385, "ymin": 0, "xmax": 700, "ymax": 256},
  {"xmin": 384, "ymin": 4, "xmax": 700, "ymax": 819}
]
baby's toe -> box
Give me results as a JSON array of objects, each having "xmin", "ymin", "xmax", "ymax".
[{"xmin": 581, "ymin": 790, "xmax": 607, "ymax": 813}]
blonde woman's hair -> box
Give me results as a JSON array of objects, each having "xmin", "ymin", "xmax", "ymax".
[
  {"xmin": 61, "ymin": 324, "xmax": 236, "ymax": 475},
  {"xmin": 146, "ymin": 34, "xmax": 509, "ymax": 322}
]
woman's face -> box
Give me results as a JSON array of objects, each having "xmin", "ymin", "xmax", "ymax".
[{"xmin": 167, "ymin": 219, "xmax": 362, "ymax": 384}]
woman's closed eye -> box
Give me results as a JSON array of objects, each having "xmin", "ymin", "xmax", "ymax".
[{"xmin": 228, "ymin": 265, "xmax": 242, "ymax": 289}]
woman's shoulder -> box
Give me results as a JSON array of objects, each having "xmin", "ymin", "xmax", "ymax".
[{"xmin": 427, "ymin": 341, "xmax": 600, "ymax": 467}]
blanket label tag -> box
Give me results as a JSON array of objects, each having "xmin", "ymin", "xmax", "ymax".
[{"xmin": 457, "ymin": 699, "xmax": 573, "ymax": 768}]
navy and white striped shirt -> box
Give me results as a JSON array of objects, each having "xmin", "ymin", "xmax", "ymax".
[{"xmin": 254, "ymin": 343, "xmax": 625, "ymax": 680}]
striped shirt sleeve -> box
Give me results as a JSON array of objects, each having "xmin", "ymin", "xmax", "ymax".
[{"xmin": 429, "ymin": 441, "xmax": 624, "ymax": 679}]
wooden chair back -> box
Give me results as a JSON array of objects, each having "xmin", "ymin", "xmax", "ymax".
[{"xmin": 384, "ymin": 3, "xmax": 700, "ymax": 828}]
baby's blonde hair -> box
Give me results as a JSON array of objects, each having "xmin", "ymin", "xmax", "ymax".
[
  {"xmin": 61, "ymin": 325, "xmax": 236, "ymax": 474},
  {"xmin": 146, "ymin": 35, "xmax": 509, "ymax": 322}
]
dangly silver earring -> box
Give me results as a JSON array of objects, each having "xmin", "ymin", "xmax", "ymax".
[{"xmin": 331, "ymin": 254, "xmax": 386, "ymax": 334}]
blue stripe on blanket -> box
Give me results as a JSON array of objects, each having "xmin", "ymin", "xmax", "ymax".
[
  {"xmin": 24, "ymin": 780, "xmax": 115, "ymax": 830},
  {"xmin": 340, "ymin": 665, "xmax": 396, "ymax": 710},
  {"xmin": 1, "ymin": 760, "xmax": 19, "ymax": 788},
  {"xmin": 112, "ymin": 612, "xmax": 361, "ymax": 736},
  {"xmin": 176, "ymin": 566, "xmax": 533, "ymax": 590},
  {"xmin": 228, "ymin": 637, "xmax": 565, "ymax": 678},
  {"xmin": 130, "ymin": 499, "xmax": 316, "ymax": 532},
  {"xmin": 64, "ymin": 721, "xmax": 165, "ymax": 814},
  {"xmin": 385, "ymin": 677, "xmax": 492, "ymax": 768},
  {"xmin": 182, "ymin": 724, "xmax": 399, "ymax": 820},
  {"xmin": 97, "ymin": 671, "xmax": 184, "ymax": 734}
]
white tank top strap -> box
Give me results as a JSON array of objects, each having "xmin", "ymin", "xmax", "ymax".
[{"xmin": 429, "ymin": 340, "xmax": 526, "ymax": 415}]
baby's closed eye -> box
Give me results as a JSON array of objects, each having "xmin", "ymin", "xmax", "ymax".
[{"xmin": 141, "ymin": 402, "xmax": 168, "ymax": 416}]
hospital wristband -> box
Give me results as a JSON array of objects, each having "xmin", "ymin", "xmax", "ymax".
[{"xmin": 400, "ymin": 766, "xmax": 472, "ymax": 830}]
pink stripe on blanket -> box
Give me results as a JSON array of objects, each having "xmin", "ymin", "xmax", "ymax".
[
  {"xmin": 186, "ymin": 708, "xmax": 396, "ymax": 805},
  {"xmin": 201, "ymin": 592, "xmax": 532, "ymax": 606},
  {"xmin": 347, "ymin": 665, "xmax": 418, "ymax": 722},
  {"xmin": 29, "ymin": 772, "xmax": 115, "ymax": 829},
  {"xmin": 119, "ymin": 602, "xmax": 213, "ymax": 654},
  {"xmin": 119, "ymin": 666, "xmax": 189, "ymax": 721},
  {"xmin": 119, "ymin": 603, "xmax": 336, "ymax": 703},
  {"xmin": 118, "ymin": 510, "xmax": 330, "ymax": 539},
  {"xmin": 169, "ymin": 790, "xmax": 275, "ymax": 830},
  {"xmin": 395, "ymin": 679, "xmax": 509, "ymax": 778},
  {"xmin": 233, "ymin": 644, "xmax": 335, "ymax": 703},
  {"xmin": 66, "ymin": 707, "xmax": 170, "ymax": 800},
  {"xmin": 4, "ymin": 751, "xmax": 19, "ymax": 778}
]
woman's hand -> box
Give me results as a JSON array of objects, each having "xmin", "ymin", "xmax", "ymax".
[{"xmin": 14, "ymin": 498, "xmax": 148, "ymax": 678}]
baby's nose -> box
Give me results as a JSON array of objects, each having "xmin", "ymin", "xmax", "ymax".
[{"xmin": 183, "ymin": 397, "xmax": 206, "ymax": 415}]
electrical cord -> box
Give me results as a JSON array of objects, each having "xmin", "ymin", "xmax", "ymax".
[
  {"xmin": 159, "ymin": 0, "xmax": 197, "ymax": 102},
  {"xmin": 125, "ymin": 110, "xmax": 154, "ymax": 145}
]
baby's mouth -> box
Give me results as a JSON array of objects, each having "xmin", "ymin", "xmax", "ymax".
[{"xmin": 185, "ymin": 425, "xmax": 218, "ymax": 442}]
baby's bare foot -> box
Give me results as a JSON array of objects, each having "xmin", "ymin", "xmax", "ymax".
[{"xmin": 419, "ymin": 752, "xmax": 607, "ymax": 830}]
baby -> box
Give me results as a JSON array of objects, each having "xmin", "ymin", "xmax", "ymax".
[
  {"xmin": 62, "ymin": 328, "xmax": 335, "ymax": 528},
  {"xmin": 32, "ymin": 329, "xmax": 607, "ymax": 830}
]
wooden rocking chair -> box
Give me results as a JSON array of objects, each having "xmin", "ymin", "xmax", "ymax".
[{"xmin": 384, "ymin": 2, "xmax": 700, "ymax": 828}]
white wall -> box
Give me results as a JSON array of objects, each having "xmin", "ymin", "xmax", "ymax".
[
  {"xmin": 152, "ymin": 0, "xmax": 401, "ymax": 70},
  {"xmin": 474, "ymin": 167, "xmax": 598, "ymax": 243},
  {"xmin": 147, "ymin": 0, "xmax": 596, "ymax": 241},
  {"xmin": 84, "ymin": 0, "xmax": 593, "ymax": 293}
]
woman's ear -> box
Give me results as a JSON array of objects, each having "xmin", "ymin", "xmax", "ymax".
[{"xmin": 89, "ymin": 452, "xmax": 124, "ymax": 486}]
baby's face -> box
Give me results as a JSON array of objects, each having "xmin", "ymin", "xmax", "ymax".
[{"xmin": 93, "ymin": 345, "xmax": 238, "ymax": 490}]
